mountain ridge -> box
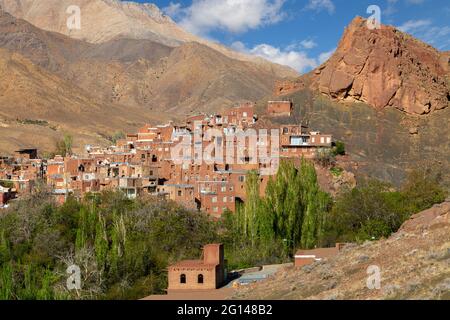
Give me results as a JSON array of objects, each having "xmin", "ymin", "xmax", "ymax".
[{"xmin": 0, "ymin": 0, "xmax": 298, "ymax": 78}]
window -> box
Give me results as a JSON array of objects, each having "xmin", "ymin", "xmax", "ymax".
[
  {"xmin": 178, "ymin": 190, "xmax": 182, "ymax": 196},
  {"xmin": 238, "ymin": 176, "xmax": 245, "ymax": 182},
  {"xmin": 198, "ymin": 274, "xmax": 204, "ymax": 284},
  {"xmin": 180, "ymin": 274, "xmax": 186, "ymax": 284},
  {"xmin": 212, "ymin": 197, "xmax": 217, "ymax": 203},
  {"xmin": 223, "ymin": 197, "xmax": 227, "ymax": 203}
]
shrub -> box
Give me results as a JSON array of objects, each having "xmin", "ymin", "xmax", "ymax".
[
  {"xmin": 315, "ymin": 148, "xmax": 336, "ymax": 167},
  {"xmin": 330, "ymin": 167, "xmax": 343, "ymax": 177},
  {"xmin": 333, "ymin": 141, "xmax": 346, "ymax": 156},
  {"xmin": 401, "ymin": 168, "xmax": 447, "ymax": 213}
]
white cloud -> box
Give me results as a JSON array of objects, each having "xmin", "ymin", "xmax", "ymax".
[
  {"xmin": 385, "ymin": 0, "xmax": 424, "ymax": 16},
  {"xmin": 398, "ymin": 19, "xmax": 432, "ymax": 33},
  {"xmin": 300, "ymin": 39, "xmax": 318, "ymax": 49},
  {"xmin": 305, "ymin": 0, "xmax": 335, "ymax": 15},
  {"xmin": 232, "ymin": 41, "xmax": 335, "ymax": 73},
  {"xmin": 163, "ymin": 2, "xmax": 182, "ymax": 18},
  {"xmin": 167, "ymin": 0, "xmax": 286, "ymax": 36},
  {"xmin": 318, "ymin": 48, "xmax": 335, "ymax": 64},
  {"xmin": 397, "ymin": 19, "xmax": 450, "ymax": 50}
]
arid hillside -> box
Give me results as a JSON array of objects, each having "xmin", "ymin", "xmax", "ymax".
[
  {"xmin": 234, "ymin": 200, "xmax": 450, "ymax": 300},
  {"xmin": 0, "ymin": 47, "xmax": 156, "ymax": 153}
]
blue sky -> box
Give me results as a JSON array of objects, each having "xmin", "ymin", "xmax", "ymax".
[{"xmin": 130, "ymin": 0, "xmax": 450, "ymax": 73}]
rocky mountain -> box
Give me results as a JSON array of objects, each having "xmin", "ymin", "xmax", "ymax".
[
  {"xmin": 0, "ymin": 0, "xmax": 297, "ymax": 78},
  {"xmin": 267, "ymin": 17, "xmax": 450, "ymax": 185},
  {"xmin": 276, "ymin": 17, "xmax": 450, "ymax": 115},
  {"xmin": 0, "ymin": 8, "xmax": 295, "ymax": 154},
  {"xmin": 234, "ymin": 200, "xmax": 450, "ymax": 300}
]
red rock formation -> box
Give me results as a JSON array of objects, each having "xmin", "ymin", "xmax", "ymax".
[{"xmin": 276, "ymin": 17, "xmax": 450, "ymax": 115}]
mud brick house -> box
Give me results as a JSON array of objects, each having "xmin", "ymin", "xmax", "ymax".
[
  {"xmin": 280, "ymin": 125, "xmax": 332, "ymax": 158},
  {"xmin": 155, "ymin": 184, "xmax": 197, "ymax": 210},
  {"xmin": 294, "ymin": 243, "xmax": 347, "ymax": 267},
  {"xmin": 168, "ymin": 244, "xmax": 226, "ymax": 291},
  {"xmin": 197, "ymin": 181, "xmax": 237, "ymax": 217},
  {"xmin": 14, "ymin": 148, "xmax": 38, "ymax": 162},
  {"xmin": 119, "ymin": 177, "xmax": 144, "ymax": 199},
  {"xmin": 223, "ymin": 102, "xmax": 257, "ymax": 125},
  {"xmin": 267, "ymin": 100, "xmax": 293, "ymax": 117}
]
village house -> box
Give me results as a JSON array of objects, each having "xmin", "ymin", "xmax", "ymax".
[
  {"xmin": 280, "ymin": 125, "xmax": 332, "ymax": 159},
  {"xmin": 155, "ymin": 184, "xmax": 197, "ymax": 210},
  {"xmin": 267, "ymin": 100, "xmax": 293, "ymax": 117},
  {"xmin": 14, "ymin": 148, "xmax": 38, "ymax": 162},
  {"xmin": 168, "ymin": 244, "xmax": 226, "ymax": 291}
]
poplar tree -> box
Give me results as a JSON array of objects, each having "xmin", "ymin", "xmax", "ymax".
[{"xmin": 94, "ymin": 215, "xmax": 108, "ymax": 271}]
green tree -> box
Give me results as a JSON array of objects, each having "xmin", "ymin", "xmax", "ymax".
[
  {"xmin": 326, "ymin": 179, "xmax": 408, "ymax": 242},
  {"xmin": 111, "ymin": 131, "xmax": 126, "ymax": 144},
  {"xmin": 94, "ymin": 216, "xmax": 108, "ymax": 271},
  {"xmin": 55, "ymin": 133, "xmax": 73, "ymax": 156},
  {"xmin": 401, "ymin": 169, "xmax": 447, "ymax": 213},
  {"xmin": 333, "ymin": 141, "xmax": 346, "ymax": 156},
  {"xmin": 233, "ymin": 159, "xmax": 332, "ymax": 254}
]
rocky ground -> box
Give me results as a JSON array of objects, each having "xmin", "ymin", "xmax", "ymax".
[{"xmin": 234, "ymin": 200, "xmax": 450, "ymax": 300}]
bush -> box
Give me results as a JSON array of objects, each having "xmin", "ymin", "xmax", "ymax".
[
  {"xmin": 324, "ymin": 169, "xmax": 447, "ymax": 244},
  {"xmin": 330, "ymin": 167, "xmax": 343, "ymax": 177},
  {"xmin": 315, "ymin": 148, "xmax": 336, "ymax": 167},
  {"xmin": 325, "ymin": 179, "xmax": 409, "ymax": 243},
  {"xmin": 110, "ymin": 131, "xmax": 126, "ymax": 144},
  {"xmin": 54, "ymin": 134, "xmax": 73, "ymax": 156},
  {"xmin": 401, "ymin": 168, "xmax": 447, "ymax": 213},
  {"xmin": 333, "ymin": 141, "xmax": 346, "ymax": 156},
  {"xmin": 0, "ymin": 180, "xmax": 14, "ymax": 189}
]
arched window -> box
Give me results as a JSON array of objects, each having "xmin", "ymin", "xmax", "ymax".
[
  {"xmin": 198, "ymin": 274, "xmax": 204, "ymax": 284},
  {"xmin": 180, "ymin": 274, "xmax": 186, "ymax": 284}
]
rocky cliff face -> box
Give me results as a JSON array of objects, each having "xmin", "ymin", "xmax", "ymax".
[{"xmin": 276, "ymin": 17, "xmax": 450, "ymax": 115}]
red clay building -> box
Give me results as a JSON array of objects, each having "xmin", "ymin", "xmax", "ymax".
[
  {"xmin": 267, "ymin": 100, "xmax": 293, "ymax": 117},
  {"xmin": 168, "ymin": 244, "xmax": 226, "ymax": 291}
]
